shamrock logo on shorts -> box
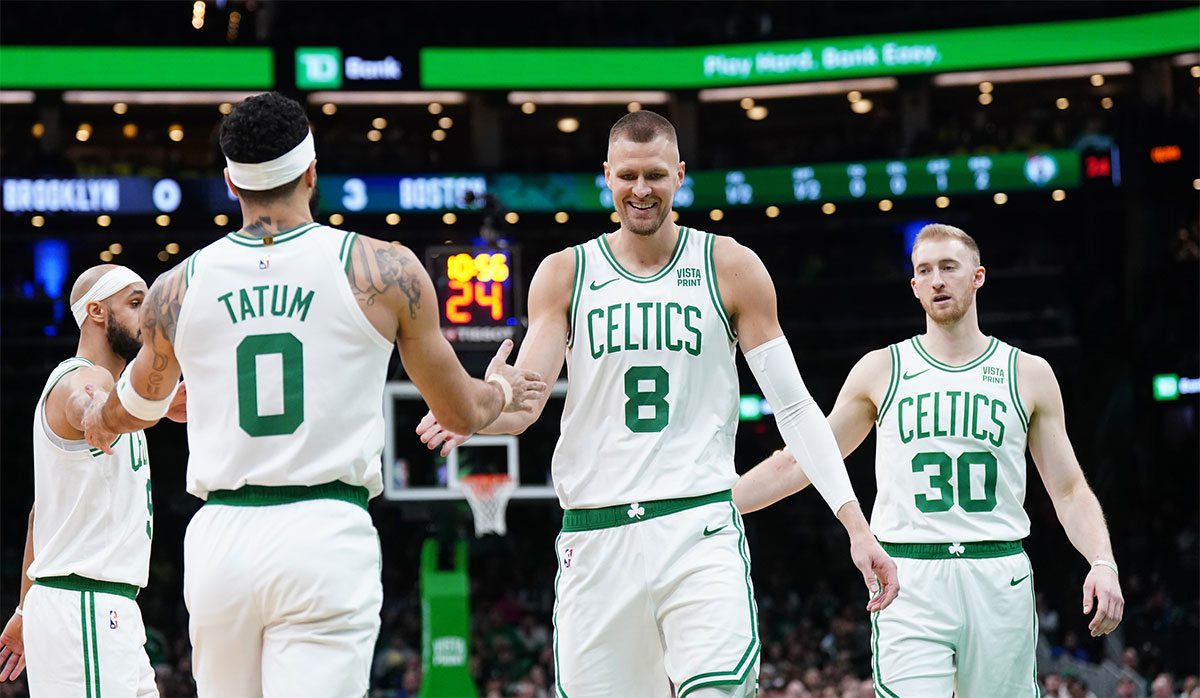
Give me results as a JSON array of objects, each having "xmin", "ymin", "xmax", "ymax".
[
  {"xmin": 627, "ymin": 503, "xmax": 645, "ymax": 519},
  {"xmin": 948, "ymin": 543, "xmax": 966, "ymax": 556}
]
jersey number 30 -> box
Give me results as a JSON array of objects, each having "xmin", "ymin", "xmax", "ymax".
[
  {"xmin": 912, "ymin": 451, "xmax": 998, "ymax": 513},
  {"xmin": 236, "ymin": 333, "xmax": 305, "ymax": 437}
]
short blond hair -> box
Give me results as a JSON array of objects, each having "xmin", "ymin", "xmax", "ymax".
[{"xmin": 911, "ymin": 224, "xmax": 981, "ymax": 268}]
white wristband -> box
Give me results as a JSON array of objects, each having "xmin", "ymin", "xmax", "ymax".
[
  {"xmin": 487, "ymin": 374, "xmax": 513, "ymax": 406},
  {"xmin": 14, "ymin": 606, "xmax": 22, "ymax": 617},
  {"xmin": 116, "ymin": 364, "xmax": 180, "ymax": 421},
  {"xmin": 1091, "ymin": 559, "xmax": 1119, "ymax": 576}
]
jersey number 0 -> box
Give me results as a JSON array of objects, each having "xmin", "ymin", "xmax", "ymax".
[{"xmin": 236, "ymin": 333, "xmax": 305, "ymax": 437}]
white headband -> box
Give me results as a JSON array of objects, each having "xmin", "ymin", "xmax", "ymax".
[
  {"xmin": 71, "ymin": 266, "xmax": 146, "ymax": 327},
  {"xmin": 226, "ymin": 130, "xmax": 316, "ymax": 191}
]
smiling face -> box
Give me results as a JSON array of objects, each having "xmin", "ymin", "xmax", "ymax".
[
  {"xmin": 910, "ymin": 238, "xmax": 984, "ymax": 326},
  {"xmin": 604, "ymin": 136, "xmax": 684, "ymax": 237}
]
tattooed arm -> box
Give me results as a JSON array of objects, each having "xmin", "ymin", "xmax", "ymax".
[
  {"xmin": 82, "ymin": 264, "xmax": 188, "ymax": 453},
  {"xmin": 346, "ymin": 235, "xmax": 546, "ymax": 435}
]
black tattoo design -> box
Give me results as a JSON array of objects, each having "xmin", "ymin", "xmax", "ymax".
[
  {"xmin": 140, "ymin": 264, "xmax": 187, "ymax": 396},
  {"xmin": 347, "ymin": 240, "xmax": 422, "ymax": 319},
  {"xmin": 242, "ymin": 216, "xmax": 274, "ymax": 239}
]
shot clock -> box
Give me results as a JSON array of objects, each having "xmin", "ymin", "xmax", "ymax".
[{"xmin": 424, "ymin": 245, "xmax": 523, "ymax": 348}]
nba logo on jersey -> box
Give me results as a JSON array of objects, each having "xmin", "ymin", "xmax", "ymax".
[
  {"xmin": 258, "ymin": 255, "xmax": 270, "ymax": 270},
  {"xmin": 563, "ymin": 548, "xmax": 573, "ymax": 568},
  {"xmin": 109, "ymin": 609, "xmax": 118, "ymax": 629}
]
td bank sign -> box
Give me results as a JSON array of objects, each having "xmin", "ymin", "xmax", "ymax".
[{"xmin": 296, "ymin": 47, "xmax": 404, "ymax": 89}]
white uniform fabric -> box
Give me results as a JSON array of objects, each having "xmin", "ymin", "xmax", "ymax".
[
  {"xmin": 872, "ymin": 336, "xmax": 1030, "ymax": 543},
  {"xmin": 870, "ymin": 336, "xmax": 1037, "ymax": 696},
  {"xmin": 174, "ymin": 222, "xmax": 392, "ymax": 500},
  {"xmin": 554, "ymin": 227, "xmax": 739, "ymax": 509},
  {"xmin": 871, "ymin": 553, "xmax": 1039, "ymax": 698},
  {"xmin": 553, "ymin": 500, "xmax": 758, "ymax": 698},
  {"xmin": 24, "ymin": 585, "xmax": 157, "ymax": 698},
  {"xmin": 184, "ymin": 499, "xmax": 382, "ymax": 697},
  {"xmin": 174, "ymin": 223, "xmax": 392, "ymax": 696},
  {"xmin": 29, "ymin": 358, "xmax": 153, "ymax": 586}
]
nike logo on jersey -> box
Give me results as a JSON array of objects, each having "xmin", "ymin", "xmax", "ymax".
[
  {"xmin": 903, "ymin": 369, "xmax": 930, "ymax": 380},
  {"xmin": 1010, "ymin": 574, "xmax": 1030, "ymax": 587},
  {"xmin": 589, "ymin": 278, "xmax": 619, "ymax": 290},
  {"xmin": 703, "ymin": 524, "xmax": 728, "ymax": 537}
]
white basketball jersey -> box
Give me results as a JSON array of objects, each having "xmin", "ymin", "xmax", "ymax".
[
  {"xmin": 174, "ymin": 223, "xmax": 392, "ymax": 499},
  {"xmin": 28, "ymin": 358, "xmax": 152, "ymax": 587},
  {"xmin": 553, "ymin": 227, "xmax": 740, "ymax": 509},
  {"xmin": 872, "ymin": 336, "xmax": 1031, "ymax": 543}
]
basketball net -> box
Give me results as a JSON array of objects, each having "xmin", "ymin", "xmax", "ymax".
[{"xmin": 459, "ymin": 473, "xmax": 515, "ymax": 537}]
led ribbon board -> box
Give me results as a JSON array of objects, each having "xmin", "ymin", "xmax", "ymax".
[
  {"xmin": 0, "ymin": 47, "xmax": 273, "ymax": 89},
  {"xmin": 420, "ymin": 8, "xmax": 1199, "ymax": 89}
]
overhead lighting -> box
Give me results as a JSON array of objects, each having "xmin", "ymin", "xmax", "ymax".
[
  {"xmin": 1193, "ymin": 178, "xmax": 1200, "ymax": 191},
  {"xmin": 0, "ymin": 90, "xmax": 35, "ymax": 104},
  {"xmin": 438, "ymin": 116, "xmax": 453, "ymax": 129},
  {"xmin": 521, "ymin": 102, "xmax": 536, "ymax": 114},
  {"xmin": 168, "ymin": 124, "xmax": 184, "ymax": 142},
  {"xmin": 739, "ymin": 97, "xmax": 755, "ymax": 110},
  {"xmin": 99, "ymin": 217, "xmax": 113, "ymax": 229},
  {"xmin": 64, "ymin": 90, "xmax": 259, "ymax": 105},
  {"xmin": 627, "ymin": 102, "xmax": 641, "ymax": 112},
  {"xmin": 935, "ymin": 196, "xmax": 950, "ymax": 208},
  {"xmin": 554, "ymin": 211, "xmax": 569, "ymax": 224},
  {"xmin": 821, "ymin": 203, "xmax": 836, "ymax": 215},
  {"xmin": 31, "ymin": 215, "xmax": 45, "ymax": 227},
  {"xmin": 1056, "ymin": 97, "xmax": 1070, "ymax": 110},
  {"xmin": 31, "ymin": 122, "xmax": 44, "ymax": 139},
  {"xmin": 934, "ymin": 61, "xmax": 1133, "ymax": 86},
  {"xmin": 1101, "ymin": 97, "xmax": 1114, "ymax": 109},
  {"xmin": 108, "ymin": 242, "xmax": 122, "ymax": 254},
  {"xmin": 303, "ymin": 91, "xmax": 467, "ymax": 106},
  {"xmin": 367, "ymin": 129, "xmax": 383, "ymax": 142},
  {"xmin": 219, "ymin": 102, "xmax": 233, "ymax": 115},
  {"xmin": 878, "ymin": 199, "xmax": 893, "ymax": 212},
  {"xmin": 993, "ymin": 192, "xmax": 1008, "ymax": 205},
  {"xmin": 1192, "ymin": 66, "xmax": 1200, "ymax": 79},
  {"xmin": 112, "ymin": 102, "xmax": 128, "ymax": 114},
  {"xmin": 431, "ymin": 129, "xmax": 446, "ymax": 141},
  {"xmin": 321, "ymin": 103, "xmax": 337, "ymax": 115},
  {"xmin": 847, "ymin": 90, "xmax": 862, "ymax": 103},
  {"xmin": 978, "ymin": 93, "xmax": 993, "ymax": 105},
  {"xmin": 1089, "ymin": 74, "xmax": 1105, "ymax": 87},
  {"xmin": 372, "ymin": 117, "xmax": 388, "ymax": 129},
  {"xmin": 671, "ymin": 211, "xmax": 680, "ymax": 222},
  {"xmin": 75, "ymin": 123, "xmax": 92, "ymax": 142},
  {"xmin": 850, "ymin": 99, "xmax": 873, "ymax": 114},
  {"xmin": 504, "ymin": 212, "xmax": 519, "ymax": 224},
  {"xmin": 1051, "ymin": 189, "xmax": 1066, "ymax": 202},
  {"xmin": 556, "ymin": 117, "xmax": 580, "ymax": 133},
  {"xmin": 709, "ymin": 209, "xmax": 724, "ymax": 221},
  {"xmin": 442, "ymin": 212, "xmax": 457, "ymax": 225},
  {"xmin": 747, "ymin": 106, "xmax": 768, "ymax": 120},
  {"xmin": 100, "ymin": 250, "xmax": 115, "ymax": 262},
  {"xmin": 507, "ymin": 90, "xmax": 669, "ymax": 105},
  {"xmin": 701, "ymin": 77, "xmax": 897, "ymax": 102},
  {"xmin": 165, "ymin": 242, "xmax": 181, "ymax": 255},
  {"xmin": 330, "ymin": 213, "xmax": 345, "ymax": 225},
  {"xmin": 156, "ymin": 215, "xmax": 171, "ymax": 227},
  {"xmin": 213, "ymin": 214, "xmax": 229, "ymax": 226},
  {"xmin": 764, "ymin": 206, "xmax": 780, "ymax": 218},
  {"xmin": 157, "ymin": 251, "xmax": 170, "ymax": 262},
  {"xmin": 978, "ymin": 81, "xmax": 994, "ymax": 94},
  {"xmin": 386, "ymin": 213, "xmax": 401, "ymax": 225},
  {"xmin": 609, "ymin": 211, "xmax": 620, "ymax": 224},
  {"xmin": 1170, "ymin": 52, "xmax": 1199, "ymax": 67}
]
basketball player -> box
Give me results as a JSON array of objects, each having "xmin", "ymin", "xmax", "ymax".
[
  {"xmin": 81, "ymin": 92, "xmax": 546, "ymax": 696},
  {"xmin": 733, "ymin": 224, "xmax": 1124, "ymax": 696},
  {"xmin": 416, "ymin": 111, "xmax": 899, "ymax": 698},
  {"xmin": 0, "ymin": 264, "xmax": 185, "ymax": 695}
]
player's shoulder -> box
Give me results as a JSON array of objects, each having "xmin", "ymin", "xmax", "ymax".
[
  {"xmin": 1014, "ymin": 349, "xmax": 1055, "ymax": 381},
  {"xmin": 851, "ymin": 347, "xmax": 894, "ymax": 380}
]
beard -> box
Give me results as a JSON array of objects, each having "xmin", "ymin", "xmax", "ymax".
[
  {"xmin": 107, "ymin": 319, "xmax": 143, "ymax": 363},
  {"xmin": 922, "ymin": 294, "xmax": 972, "ymax": 325},
  {"xmin": 309, "ymin": 183, "xmax": 322, "ymax": 220},
  {"xmin": 619, "ymin": 202, "xmax": 671, "ymax": 236}
]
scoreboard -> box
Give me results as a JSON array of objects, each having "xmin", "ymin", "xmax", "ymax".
[{"xmin": 424, "ymin": 245, "xmax": 522, "ymax": 349}]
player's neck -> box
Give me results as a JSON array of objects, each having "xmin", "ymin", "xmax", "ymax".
[
  {"xmin": 236, "ymin": 199, "xmax": 314, "ymax": 239},
  {"xmin": 921, "ymin": 312, "xmax": 988, "ymax": 364},
  {"xmin": 76, "ymin": 333, "xmax": 125, "ymax": 380},
  {"xmin": 609, "ymin": 222, "xmax": 681, "ymax": 273}
]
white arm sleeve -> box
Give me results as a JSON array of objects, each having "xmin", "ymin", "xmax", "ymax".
[{"xmin": 745, "ymin": 336, "xmax": 857, "ymax": 514}]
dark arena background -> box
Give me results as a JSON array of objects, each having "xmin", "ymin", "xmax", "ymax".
[{"xmin": 1, "ymin": 2, "xmax": 1197, "ymax": 697}]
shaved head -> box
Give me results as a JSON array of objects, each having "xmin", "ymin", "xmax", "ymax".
[
  {"xmin": 608, "ymin": 110, "xmax": 679, "ymax": 161},
  {"xmin": 70, "ymin": 264, "xmax": 124, "ymax": 305}
]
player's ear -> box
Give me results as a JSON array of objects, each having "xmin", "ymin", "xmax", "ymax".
[
  {"xmin": 910, "ymin": 277, "xmax": 919, "ymax": 298},
  {"xmin": 974, "ymin": 266, "xmax": 986, "ymax": 289},
  {"xmin": 603, "ymin": 161, "xmax": 611, "ymax": 189},
  {"xmin": 305, "ymin": 159, "xmax": 318, "ymax": 188},
  {"xmin": 676, "ymin": 161, "xmax": 686, "ymax": 190},
  {"xmin": 223, "ymin": 169, "xmax": 241, "ymax": 200}
]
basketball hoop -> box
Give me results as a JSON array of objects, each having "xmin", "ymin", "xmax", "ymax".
[{"xmin": 460, "ymin": 473, "xmax": 516, "ymax": 537}]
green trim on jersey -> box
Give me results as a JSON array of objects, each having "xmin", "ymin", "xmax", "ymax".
[
  {"xmin": 225, "ymin": 221, "xmax": 320, "ymax": 247},
  {"xmin": 880, "ymin": 540, "xmax": 1023, "ymax": 559},
  {"xmin": 560, "ymin": 490, "xmax": 731, "ymax": 531},
  {"xmin": 39, "ymin": 357, "xmax": 95, "ymax": 404},
  {"xmin": 871, "ymin": 611, "xmax": 900, "ymax": 698},
  {"xmin": 910, "ymin": 335, "xmax": 999, "ymax": 372},
  {"xmin": 1008, "ymin": 347, "xmax": 1029, "ymax": 431},
  {"xmin": 1023, "ymin": 551, "xmax": 1041, "ymax": 698},
  {"xmin": 551, "ymin": 531, "xmax": 570, "ymax": 698},
  {"xmin": 80, "ymin": 592, "xmax": 93, "ymax": 698},
  {"xmin": 185, "ymin": 249, "xmax": 201, "ymax": 288},
  {"xmin": 37, "ymin": 573, "xmax": 139, "ymax": 599},
  {"xmin": 675, "ymin": 502, "xmax": 760, "ymax": 698},
  {"xmin": 88, "ymin": 591, "xmax": 101, "ymax": 694},
  {"xmin": 596, "ymin": 226, "xmax": 689, "ymax": 283},
  {"xmin": 339, "ymin": 231, "xmax": 358, "ymax": 272},
  {"xmin": 204, "ymin": 480, "xmax": 370, "ymax": 510},
  {"xmin": 876, "ymin": 344, "xmax": 901, "ymax": 427},
  {"xmin": 567, "ymin": 244, "xmax": 585, "ymax": 349},
  {"xmin": 703, "ymin": 232, "xmax": 736, "ymax": 342}
]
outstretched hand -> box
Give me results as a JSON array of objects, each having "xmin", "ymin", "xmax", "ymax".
[
  {"xmin": 0, "ymin": 611, "xmax": 25, "ymax": 681},
  {"xmin": 850, "ymin": 535, "xmax": 900, "ymax": 612},
  {"xmin": 416, "ymin": 411, "xmax": 471, "ymax": 457},
  {"xmin": 485, "ymin": 339, "xmax": 547, "ymax": 413},
  {"xmin": 81, "ymin": 384, "xmax": 117, "ymax": 455},
  {"xmin": 1083, "ymin": 565, "xmax": 1123, "ymax": 636}
]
